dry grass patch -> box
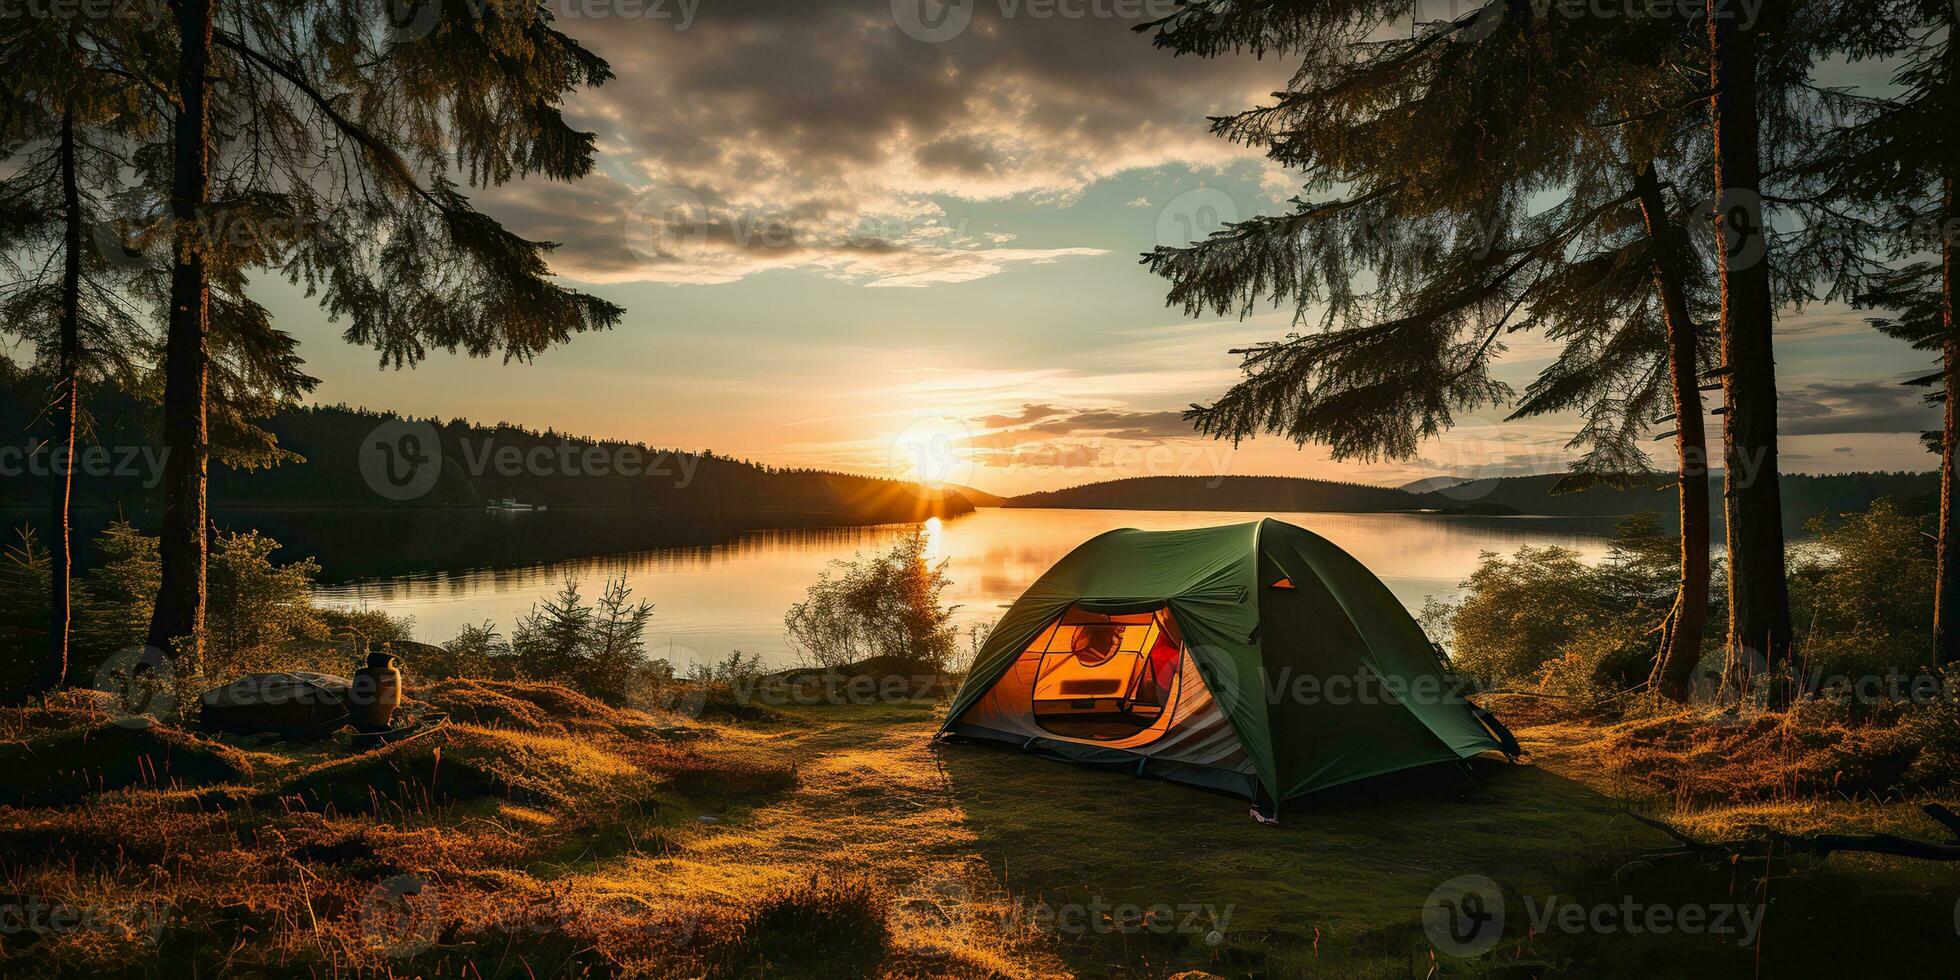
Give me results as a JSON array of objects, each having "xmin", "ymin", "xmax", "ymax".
[
  {"xmin": 704, "ymin": 874, "xmax": 892, "ymax": 979},
  {"xmin": 418, "ymin": 677, "xmax": 673, "ymax": 735},
  {"xmin": 273, "ymin": 723, "xmax": 648, "ymax": 813},
  {"xmin": 1563, "ymin": 704, "xmax": 1947, "ymax": 806}
]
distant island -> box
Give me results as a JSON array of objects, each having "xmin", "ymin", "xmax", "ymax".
[{"xmin": 997, "ymin": 473, "xmax": 1940, "ymax": 532}]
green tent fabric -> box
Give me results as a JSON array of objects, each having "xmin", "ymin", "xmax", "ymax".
[{"xmin": 937, "ymin": 518, "xmax": 1504, "ymax": 806}]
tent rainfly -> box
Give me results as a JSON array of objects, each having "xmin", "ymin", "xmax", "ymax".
[{"xmin": 936, "ymin": 519, "xmax": 1513, "ymax": 819}]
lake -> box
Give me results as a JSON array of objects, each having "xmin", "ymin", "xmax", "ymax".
[{"xmin": 309, "ymin": 508, "xmax": 1620, "ymax": 671}]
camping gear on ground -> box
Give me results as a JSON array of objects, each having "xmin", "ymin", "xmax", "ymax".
[
  {"xmin": 349, "ymin": 709, "xmax": 448, "ymax": 750},
  {"xmin": 349, "ymin": 647, "xmax": 405, "ymax": 732},
  {"xmin": 937, "ymin": 519, "xmax": 1511, "ymax": 818},
  {"xmin": 199, "ymin": 672, "xmax": 352, "ymax": 738}
]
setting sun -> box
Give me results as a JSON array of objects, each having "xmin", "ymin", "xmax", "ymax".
[{"xmin": 885, "ymin": 416, "xmax": 977, "ymax": 490}]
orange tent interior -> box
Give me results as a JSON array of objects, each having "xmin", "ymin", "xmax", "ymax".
[{"xmin": 1016, "ymin": 608, "xmax": 1189, "ymax": 743}]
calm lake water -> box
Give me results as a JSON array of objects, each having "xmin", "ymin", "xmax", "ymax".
[{"xmin": 310, "ymin": 508, "xmax": 1619, "ymax": 671}]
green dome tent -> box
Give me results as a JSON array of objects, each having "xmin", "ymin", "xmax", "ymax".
[{"xmin": 937, "ymin": 519, "xmax": 1511, "ymax": 815}]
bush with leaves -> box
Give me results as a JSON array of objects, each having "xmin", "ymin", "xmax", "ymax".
[
  {"xmin": 203, "ymin": 531, "xmax": 333, "ymax": 677},
  {"xmin": 318, "ymin": 607, "xmax": 413, "ymax": 647},
  {"xmin": 1788, "ymin": 499, "xmax": 1935, "ymax": 678},
  {"xmin": 784, "ymin": 531, "xmax": 959, "ymax": 672},
  {"xmin": 1426, "ymin": 514, "xmax": 1724, "ymax": 691},
  {"xmin": 52, "ymin": 523, "xmax": 406, "ymax": 695},
  {"xmin": 1896, "ymin": 665, "xmax": 1960, "ymax": 789},
  {"xmin": 413, "ymin": 622, "xmax": 511, "ymax": 682},
  {"xmin": 1433, "ymin": 502, "xmax": 1947, "ymax": 695}
]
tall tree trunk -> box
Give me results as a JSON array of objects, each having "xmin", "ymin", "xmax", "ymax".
[
  {"xmin": 1936, "ymin": 174, "xmax": 1958, "ymax": 668},
  {"xmin": 1634, "ymin": 163, "xmax": 1710, "ymax": 700},
  {"xmin": 148, "ymin": 0, "xmax": 213, "ymax": 662},
  {"xmin": 48, "ymin": 110, "xmax": 82, "ymax": 694},
  {"xmin": 1707, "ymin": 3, "xmax": 1792, "ymax": 677}
]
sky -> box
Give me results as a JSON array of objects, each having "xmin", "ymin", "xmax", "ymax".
[{"xmin": 250, "ymin": 0, "xmax": 1943, "ymax": 497}]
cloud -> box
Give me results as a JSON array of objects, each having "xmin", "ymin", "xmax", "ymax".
[
  {"xmin": 1126, "ymin": 196, "xmax": 1153, "ymax": 208},
  {"xmin": 1778, "ymin": 378, "xmax": 1940, "ymax": 436},
  {"xmin": 498, "ymin": 1, "xmax": 1282, "ymax": 285},
  {"xmin": 970, "ymin": 402, "xmax": 1197, "ymax": 441},
  {"xmin": 955, "ymin": 400, "xmax": 1214, "ymax": 473},
  {"xmin": 974, "ymin": 439, "xmax": 1111, "ymax": 470}
]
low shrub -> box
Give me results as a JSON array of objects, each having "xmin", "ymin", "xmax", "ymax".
[
  {"xmin": 1424, "ymin": 514, "xmax": 1712, "ymax": 690},
  {"xmin": 707, "ymin": 875, "xmax": 891, "ymax": 979},
  {"xmin": 784, "ymin": 530, "xmax": 963, "ymax": 673}
]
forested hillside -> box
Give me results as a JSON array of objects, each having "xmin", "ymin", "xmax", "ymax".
[
  {"xmin": 0, "ymin": 369, "xmax": 972, "ymax": 525},
  {"xmin": 1004, "ymin": 475, "xmax": 1434, "ymax": 512},
  {"xmin": 1005, "ymin": 472, "xmax": 1940, "ymax": 532}
]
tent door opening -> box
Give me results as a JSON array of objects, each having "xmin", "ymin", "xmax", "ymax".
[{"xmin": 1025, "ymin": 608, "xmax": 1186, "ymax": 743}]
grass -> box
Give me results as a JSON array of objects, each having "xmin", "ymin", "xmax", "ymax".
[
  {"xmin": 705, "ymin": 875, "xmax": 892, "ymax": 978},
  {"xmin": 0, "ymin": 682, "xmax": 1954, "ymax": 977},
  {"xmin": 0, "ymin": 721, "xmax": 253, "ymax": 807}
]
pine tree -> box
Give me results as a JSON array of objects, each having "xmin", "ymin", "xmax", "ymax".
[
  {"xmin": 138, "ymin": 1, "xmax": 625, "ymax": 661},
  {"xmin": 0, "ymin": 10, "xmax": 154, "ymax": 699},
  {"xmin": 1798, "ymin": 1, "xmax": 1958, "ymax": 664},
  {"xmin": 72, "ymin": 521, "xmax": 162, "ymax": 671},
  {"xmin": 1704, "ymin": 0, "xmax": 1793, "ymax": 672},
  {"xmin": 3, "ymin": 9, "xmax": 323, "ymax": 694},
  {"xmin": 1138, "ymin": 3, "xmax": 1722, "ymax": 695},
  {"xmin": 1690, "ymin": 0, "xmax": 1874, "ymax": 675},
  {"xmin": 587, "ymin": 576, "xmax": 654, "ymax": 702},
  {"xmin": 512, "ymin": 575, "xmax": 595, "ymax": 684},
  {"xmin": 0, "ymin": 528, "xmax": 52, "ymax": 701}
]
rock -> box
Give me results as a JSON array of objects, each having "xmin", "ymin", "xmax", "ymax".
[{"xmin": 198, "ymin": 671, "xmax": 353, "ymax": 738}]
